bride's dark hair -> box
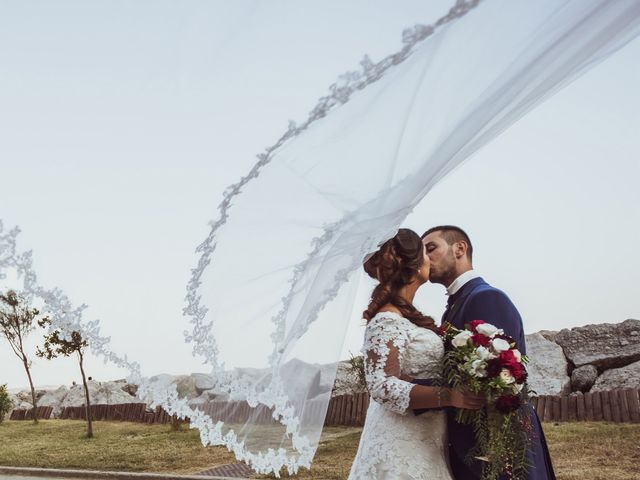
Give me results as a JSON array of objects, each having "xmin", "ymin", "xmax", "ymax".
[{"xmin": 363, "ymin": 228, "xmax": 436, "ymax": 331}]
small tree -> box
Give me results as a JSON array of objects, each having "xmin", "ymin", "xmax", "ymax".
[
  {"xmin": 0, "ymin": 384, "xmax": 14, "ymax": 423},
  {"xmin": 37, "ymin": 320, "xmax": 93, "ymax": 438},
  {"xmin": 0, "ymin": 290, "xmax": 42, "ymax": 423},
  {"xmin": 346, "ymin": 353, "xmax": 367, "ymax": 392}
]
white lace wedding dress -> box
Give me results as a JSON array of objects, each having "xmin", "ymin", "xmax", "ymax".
[{"xmin": 348, "ymin": 311, "xmax": 453, "ymax": 480}]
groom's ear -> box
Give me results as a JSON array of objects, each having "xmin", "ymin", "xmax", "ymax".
[{"xmin": 453, "ymin": 240, "xmax": 469, "ymax": 259}]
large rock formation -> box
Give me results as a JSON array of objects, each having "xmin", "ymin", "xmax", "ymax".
[
  {"xmin": 554, "ymin": 319, "xmax": 640, "ymax": 370},
  {"xmin": 591, "ymin": 360, "xmax": 640, "ymax": 392},
  {"xmin": 524, "ymin": 333, "xmax": 571, "ymax": 395},
  {"xmin": 60, "ymin": 380, "xmax": 138, "ymax": 409},
  {"xmin": 10, "ymin": 380, "xmax": 139, "ymax": 418}
]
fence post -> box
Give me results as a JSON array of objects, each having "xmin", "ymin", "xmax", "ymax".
[
  {"xmin": 626, "ymin": 389, "xmax": 640, "ymax": 423},
  {"xmin": 584, "ymin": 392, "xmax": 594, "ymax": 421}
]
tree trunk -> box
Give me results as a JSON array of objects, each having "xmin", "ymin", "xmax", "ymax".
[
  {"xmin": 22, "ymin": 355, "xmax": 38, "ymax": 424},
  {"xmin": 78, "ymin": 351, "xmax": 93, "ymax": 438}
]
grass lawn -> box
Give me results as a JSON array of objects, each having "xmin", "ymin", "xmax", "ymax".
[
  {"xmin": 0, "ymin": 420, "xmax": 236, "ymax": 475},
  {"xmin": 1, "ymin": 420, "xmax": 639, "ymax": 479},
  {"xmin": 543, "ymin": 422, "xmax": 640, "ymax": 480}
]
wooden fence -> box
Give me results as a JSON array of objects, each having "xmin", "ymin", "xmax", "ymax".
[
  {"xmin": 58, "ymin": 403, "xmax": 175, "ymax": 424},
  {"xmin": 9, "ymin": 406, "xmax": 53, "ymax": 420},
  {"xmin": 10, "ymin": 404, "xmax": 174, "ymax": 424},
  {"xmin": 326, "ymin": 390, "xmax": 640, "ymax": 426},
  {"xmin": 530, "ymin": 389, "xmax": 640, "ymax": 423},
  {"xmin": 9, "ymin": 389, "xmax": 640, "ymax": 426},
  {"xmin": 325, "ymin": 392, "xmax": 370, "ymax": 426}
]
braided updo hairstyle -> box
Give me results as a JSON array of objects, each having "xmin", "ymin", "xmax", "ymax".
[{"xmin": 363, "ymin": 228, "xmax": 437, "ymax": 332}]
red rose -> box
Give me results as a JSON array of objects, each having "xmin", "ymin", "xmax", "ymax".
[
  {"xmin": 468, "ymin": 320, "xmax": 486, "ymax": 332},
  {"xmin": 437, "ymin": 325, "xmax": 447, "ymax": 337},
  {"xmin": 495, "ymin": 394, "xmax": 522, "ymax": 413},
  {"xmin": 486, "ymin": 358, "xmax": 502, "ymax": 377},
  {"xmin": 471, "ymin": 333, "xmax": 490, "ymax": 347},
  {"xmin": 499, "ymin": 350, "xmax": 518, "ymax": 367},
  {"xmin": 508, "ymin": 363, "xmax": 527, "ymax": 383}
]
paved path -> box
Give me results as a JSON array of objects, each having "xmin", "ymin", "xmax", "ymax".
[
  {"xmin": 1, "ymin": 476, "xmax": 90, "ymax": 480},
  {"xmin": 0, "ymin": 467, "xmax": 247, "ymax": 480}
]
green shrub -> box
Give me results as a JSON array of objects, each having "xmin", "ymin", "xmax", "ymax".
[{"xmin": 0, "ymin": 384, "xmax": 14, "ymax": 423}]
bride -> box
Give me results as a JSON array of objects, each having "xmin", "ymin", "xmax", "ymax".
[{"xmin": 348, "ymin": 228, "xmax": 484, "ymax": 480}]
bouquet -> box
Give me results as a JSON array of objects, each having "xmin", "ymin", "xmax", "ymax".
[{"xmin": 439, "ymin": 320, "xmax": 533, "ymax": 480}]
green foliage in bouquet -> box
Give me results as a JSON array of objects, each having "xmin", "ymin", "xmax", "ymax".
[{"xmin": 439, "ymin": 321, "xmax": 533, "ymax": 480}]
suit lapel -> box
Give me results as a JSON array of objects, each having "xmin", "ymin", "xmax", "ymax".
[{"xmin": 442, "ymin": 277, "xmax": 486, "ymax": 328}]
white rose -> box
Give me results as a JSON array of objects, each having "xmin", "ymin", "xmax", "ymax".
[
  {"xmin": 475, "ymin": 323, "xmax": 499, "ymax": 337},
  {"xmin": 513, "ymin": 349, "xmax": 522, "ymax": 362},
  {"xmin": 471, "ymin": 359, "xmax": 488, "ymax": 378},
  {"xmin": 452, "ymin": 330, "xmax": 472, "ymax": 348},
  {"xmin": 491, "ymin": 338, "xmax": 511, "ymax": 352},
  {"xmin": 476, "ymin": 346, "xmax": 491, "ymax": 360},
  {"xmin": 500, "ymin": 368, "xmax": 515, "ymax": 384}
]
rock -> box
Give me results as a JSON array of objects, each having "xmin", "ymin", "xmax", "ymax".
[
  {"xmin": 193, "ymin": 389, "xmax": 224, "ymax": 402},
  {"xmin": 191, "ymin": 373, "xmax": 215, "ymax": 396},
  {"xmin": 15, "ymin": 391, "xmax": 32, "ymax": 403},
  {"xmin": 538, "ymin": 330, "xmax": 559, "ymax": 343},
  {"xmin": 121, "ymin": 383, "xmax": 138, "ymax": 397},
  {"xmin": 8, "ymin": 391, "xmax": 34, "ymax": 415},
  {"xmin": 188, "ymin": 388, "xmax": 230, "ymax": 407},
  {"xmin": 93, "ymin": 381, "xmax": 139, "ymax": 405},
  {"xmin": 525, "ymin": 333, "xmax": 571, "ymax": 395},
  {"xmin": 570, "ymin": 365, "xmax": 598, "ymax": 392},
  {"xmin": 176, "ymin": 376, "xmax": 197, "ymax": 398},
  {"xmin": 146, "ymin": 374, "xmax": 198, "ymax": 400},
  {"xmin": 280, "ymin": 358, "xmax": 333, "ymax": 400},
  {"xmin": 38, "ymin": 386, "xmax": 69, "ymax": 417},
  {"xmin": 591, "ymin": 360, "xmax": 640, "ymax": 392},
  {"xmin": 60, "ymin": 382, "xmax": 93, "ymax": 408},
  {"xmin": 554, "ymin": 319, "xmax": 640, "ymax": 370}
]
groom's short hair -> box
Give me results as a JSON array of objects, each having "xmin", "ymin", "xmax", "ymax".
[{"xmin": 421, "ymin": 225, "xmax": 473, "ymax": 261}]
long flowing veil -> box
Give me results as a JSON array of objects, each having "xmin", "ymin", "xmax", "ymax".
[{"xmin": 2, "ymin": 0, "xmax": 640, "ymax": 475}]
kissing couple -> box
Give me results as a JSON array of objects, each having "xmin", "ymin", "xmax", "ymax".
[{"xmin": 348, "ymin": 226, "xmax": 556, "ymax": 480}]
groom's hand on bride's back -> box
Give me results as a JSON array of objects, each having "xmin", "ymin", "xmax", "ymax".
[{"xmin": 449, "ymin": 388, "xmax": 485, "ymax": 410}]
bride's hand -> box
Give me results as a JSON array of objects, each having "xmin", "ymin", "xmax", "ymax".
[{"xmin": 448, "ymin": 388, "xmax": 485, "ymax": 410}]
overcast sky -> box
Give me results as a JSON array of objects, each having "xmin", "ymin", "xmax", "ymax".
[{"xmin": 1, "ymin": 1, "xmax": 638, "ymax": 390}]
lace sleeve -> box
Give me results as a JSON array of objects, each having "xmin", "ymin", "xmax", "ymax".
[{"xmin": 362, "ymin": 314, "xmax": 414, "ymax": 415}]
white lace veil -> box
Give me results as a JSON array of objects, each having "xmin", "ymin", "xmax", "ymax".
[{"xmin": 2, "ymin": 0, "xmax": 640, "ymax": 476}]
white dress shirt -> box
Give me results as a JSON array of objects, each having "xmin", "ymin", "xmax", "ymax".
[{"xmin": 446, "ymin": 270, "xmax": 481, "ymax": 296}]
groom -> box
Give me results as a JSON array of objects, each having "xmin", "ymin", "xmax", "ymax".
[{"xmin": 421, "ymin": 225, "xmax": 556, "ymax": 480}]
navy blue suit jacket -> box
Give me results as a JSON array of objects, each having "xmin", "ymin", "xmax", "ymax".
[{"xmin": 443, "ymin": 277, "xmax": 555, "ymax": 480}]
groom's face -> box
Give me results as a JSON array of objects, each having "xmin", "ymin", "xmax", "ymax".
[{"xmin": 422, "ymin": 231, "xmax": 456, "ymax": 286}]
